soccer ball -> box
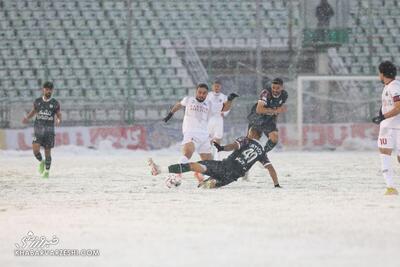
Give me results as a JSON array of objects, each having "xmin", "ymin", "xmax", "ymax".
[{"xmin": 165, "ymin": 174, "xmax": 182, "ymax": 188}]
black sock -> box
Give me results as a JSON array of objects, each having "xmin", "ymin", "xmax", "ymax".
[
  {"xmin": 264, "ymin": 139, "xmax": 277, "ymax": 152},
  {"xmin": 168, "ymin": 163, "xmax": 191, "ymax": 173},
  {"xmin": 45, "ymin": 156, "xmax": 52, "ymax": 170},
  {"xmin": 34, "ymin": 152, "xmax": 42, "ymax": 162}
]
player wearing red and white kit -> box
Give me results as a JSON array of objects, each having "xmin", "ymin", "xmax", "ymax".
[
  {"xmin": 157, "ymin": 83, "xmax": 238, "ymax": 187},
  {"xmin": 372, "ymin": 61, "xmax": 400, "ymax": 195},
  {"xmin": 206, "ymin": 80, "xmax": 231, "ymax": 160}
]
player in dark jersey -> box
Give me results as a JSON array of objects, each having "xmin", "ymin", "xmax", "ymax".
[
  {"xmin": 245, "ymin": 78, "xmax": 288, "ymax": 187},
  {"xmin": 247, "ymin": 78, "xmax": 288, "ymax": 152},
  {"xmin": 22, "ymin": 82, "xmax": 61, "ymax": 178},
  {"xmin": 148, "ymin": 127, "xmax": 270, "ymax": 188}
]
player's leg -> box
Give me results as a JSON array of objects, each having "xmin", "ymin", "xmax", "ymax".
[
  {"xmin": 197, "ymin": 137, "xmax": 213, "ymax": 182},
  {"xmin": 265, "ymin": 130, "xmax": 279, "ymax": 153},
  {"xmin": 181, "ymin": 133, "xmax": 196, "ymax": 163},
  {"xmin": 209, "ymin": 118, "xmax": 224, "ymax": 160},
  {"xmin": 41, "ymin": 133, "xmax": 55, "ymax": 178},
  {"xmin": 32, "ymin": 142, "xmax": 45, "ymax": 174},
  {"xmin": 42, "ymin": 148, "xmax": 51, "ymax": 178},
  {"xmin": 378, "ymin": 127, "xmax": 397, "ymax": 195},
  {"xmin": 167, "ymin": 160, "xmax": 212, "ymax": 187}
]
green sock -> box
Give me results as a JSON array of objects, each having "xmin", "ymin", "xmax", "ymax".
[
  {"xmin": 168, "ymin": 163, "xmax": 191, "ymax": 173},
  {"xmin": 264, "ymin": 139, "xmax": 277, "ymax": 152}
]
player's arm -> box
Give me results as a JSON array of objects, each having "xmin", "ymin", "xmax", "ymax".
[
  {"xmin": 22, "ymin": 107, "xmax": 37, "ymax": 124},
  {"xmin": 256, "ymin": 100, "xmax": 287, "ymax": 115},
  {"xmin": 213, "ymin": 140, "xmax": 239, "ymax": 152},
  {"xmin": 260, "ymin": 155, "xmax": 281, "ymax": 188},
  {"xmin": 163, "ymin": 102, "xmax": 184, "ymax": 122},
  {"xmin": 55, "ymin": 110, "xmax": 62, "ymax": 126},
  {"xmin": 265, "ymin": 164, "xmax": 280, "ymax": 188},
  {"xmin": 383, "ymin": 101, "xmax": 400, "ymax": 119},
  {"xmin": 373, "ymin": 99, "xmax": 400, "ymax": 124},
  {"xmin": 221, "ymin": 93, "xmax": 239, "ymax": 112}
]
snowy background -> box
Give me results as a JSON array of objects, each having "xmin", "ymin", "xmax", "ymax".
[{"xmin": 1, "ymin": 146, "xmax": 399, "ymax": 267}]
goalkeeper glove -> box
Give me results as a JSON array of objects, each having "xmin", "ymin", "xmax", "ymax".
[
  {"xmin": 213, "ymin": 141, "xmax": 225, "ymax": 152},
  {"xmin": 372, "ymin": 109, "xmax": 385, "ymax": 124},
  {"xmin": 227, "ymin": 93, "xmax": 239, "ymax": 101},
  {"xmin": 163, "ymin": 112, "xmax": 174, "ymax": 123}
]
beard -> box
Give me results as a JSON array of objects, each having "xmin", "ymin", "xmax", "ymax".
[
  {"xmin": 44, "ymin": 93, "xmax": 52, "ymax": 98},
  {"xmin": 196, "ymin": 97, "xmax": 205, "ymax": 102}
]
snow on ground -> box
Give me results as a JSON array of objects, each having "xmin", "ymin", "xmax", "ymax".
[{"xmin": 1, "ymin": 146, "xmax": 400, "ymax": 267}]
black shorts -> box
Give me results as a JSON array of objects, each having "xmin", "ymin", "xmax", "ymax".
[
  {"xmin": 248, "ymin": 122, "xmax": 278, "ymax": 137},
  {"xmin": 198, "ymin": 160, "xmax": 242, "ymax": 187},
  {"xmin": 33, "ymin": 130, "xmax": 55, "ymax": 149}
]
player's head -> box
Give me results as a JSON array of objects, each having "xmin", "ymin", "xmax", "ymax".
[
  {"xmin": 195, "ymin": 83, "xmax": 209, "ymax": 102},
  {"xmin": 212, "ymin": 79, "xmax": 222, "ymax": 94},
  {"xmin": 248, "ymin": 127, "xmax": 262, "ymax": 140},
  {"xmin": 271, "ymin": 78, "xmax": 283, "ymax": 97},
  {"xmin": 379, "ymin": 61, "xmax": 397, "ymax": 82},
  {"xmin": 42, "ymin": 81, "xmax": 54, "ymax": 99}
]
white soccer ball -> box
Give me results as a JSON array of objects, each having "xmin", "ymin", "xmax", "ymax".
[{"xmin": 165, "ymin": 174, "xmax": 182, "ymax": 188}]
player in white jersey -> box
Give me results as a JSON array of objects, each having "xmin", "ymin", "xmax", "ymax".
[
  {"xmin": 206, "ymin": 80, "xmax": 230, "ymax": 160},
  {"xmin": 158, "ymin": 83, "xmax": 238, "ymax": 186},
  {"xmin": 372, "ymin": 61, "xmax": 400, "ymax": 195}
]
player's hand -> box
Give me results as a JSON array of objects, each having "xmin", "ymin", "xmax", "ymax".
[
  {"xmin": 55, "ymin": 118, "xmax": 61, "ymax": 126},
  {"xmin": 227, "ymin": 93, "xmax": 239, "ymax": 101},
  {"xmin": 162, "ymin": 112, "xmax": 174, "ymax": 123},
  {"xmin": 372, "ymin": 112, "xmax": 385, "ymax": 124},
  {"xmin": 213, "ymin": 141, "xmax": 225, "ymax": 152},
  {"xmin": 22, "ymin": 117, "xmax": 29, "ymax": 124}
]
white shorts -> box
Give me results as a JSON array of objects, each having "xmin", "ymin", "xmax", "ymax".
[
  {"xmin": 207, "ymin": 116, "xmax": 224, "ymax": 140},
  {"xmin": 378, "ymin": 127, "xmax": 400, "ymax": 152},
  {"xmin": 182, "ymin": 132, "xmax": 211, "ymax": 154}
]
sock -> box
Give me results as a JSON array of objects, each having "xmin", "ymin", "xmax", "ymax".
[
  {"xmin": 169, "ymin": 163, "xmax": 191, "ymax": 174},
  {"xmin": 45, "ymin": 156, "xmax": 52, "ymax": 171},
  {"xmin": 264, "ymin": 139, "xmax": 277, "ymax": 152},
  {"xmin": 380, "ymin": 154, "xmax": 394, "ymax": 188},
  {"xmin": 34, "ymin": 152, "xmax": 42, "ymax": 162},
  {"xmin": 179, "ymin": 156, "xmax": 189, "ymax": 164}
]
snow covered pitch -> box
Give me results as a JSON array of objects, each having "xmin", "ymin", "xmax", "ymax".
[{"xmin": 1, "ymin": 146, "xmax": 399, "ymax": 267}]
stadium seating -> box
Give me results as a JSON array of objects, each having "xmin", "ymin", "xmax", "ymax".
[
  {"xmin": 330, "ymin": 0, "xmax": 400, "ymax": 74},
  {"xmin": 1, "ymin": 0, "xmax": 398, "ymax": 124},
  {"xmin": 0, "ymin": 0, "xmax": 294, "ymax": 107}
]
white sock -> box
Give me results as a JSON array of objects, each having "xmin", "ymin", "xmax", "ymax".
[
  {"xmin": 179, "ymin": 156, "xmax": 189, "ymax": 164},
  {"xmin": 380, "ymin": 154, "xmax": 395, "ymax": 188}
]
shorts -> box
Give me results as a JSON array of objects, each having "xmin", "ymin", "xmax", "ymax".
[
  {"xmin": 182, "ymin": 132, "xmax": 211, "ymax": 154},
  {"xmin": 32, "ymin": 130, "xmax": 55, "ymax": 149},
  {"xmin": 248, "ymin": 121, "xmax": 278, "ymax": 137},
  {"xmin": 198, "ymin": 160, "xmax": 242, "ymax": 187},
  {"xmin": 208, "ymin": 116, "xmax": 224, "ymax": 140},
  {"xmin": 377, "ymin": 127, "xmax": 400, "ymax": 152}
]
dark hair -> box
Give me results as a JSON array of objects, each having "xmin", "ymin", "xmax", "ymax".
[
  {"xmin": 272, "ymin": 78, "xmax": 283, "ymax": 85},
  {"xmin": 379, "ymin": 61, "xmax": 397, "ymax": 79},
  {"xmin": 43, "ymin": 81, "xmax": 54, "ymax": 89},
  {"xmin": 197, "ymin": 83, "xmax": 209, "ymax": 91},
  {"xmin": 213, "ymin": 79, "xmax": 222, "ymax": 85}
]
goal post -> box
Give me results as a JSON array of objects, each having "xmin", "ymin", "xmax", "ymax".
[{"xmin": 296, "ymin": 75, "xmax": 379, "ymax": 149}]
